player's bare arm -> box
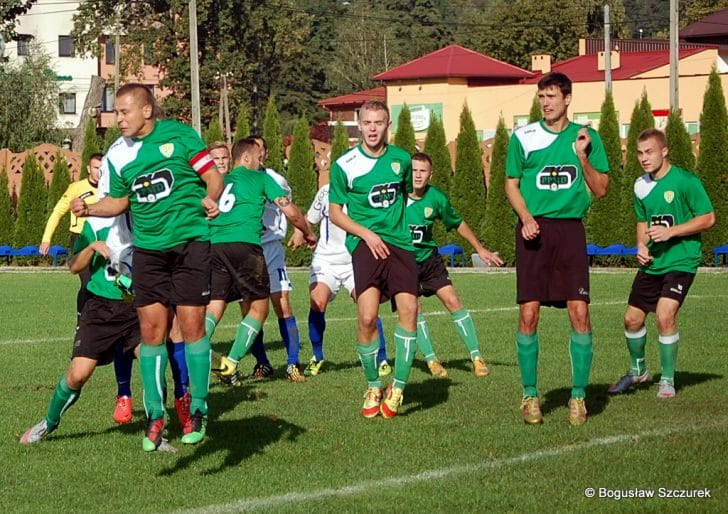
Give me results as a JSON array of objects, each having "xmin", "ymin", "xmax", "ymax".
[
  {"xmin": 456, "ymin": 221, "xmax": 504, "ymax": 266},
  {"xmin": 200, "ymin": 167, "xmax": 223, "ymax": 219},
  {"xmin": 505, "ymin": 177, "xmax": 540, "ymax": 240},
  {"xmin": 276, "ymin": 197, "xmax": 317, "ymax": 248},
  {"xmin": 329, "ymin": 202, "xmax": 390, "ymax": 259},
  {"xmin": 635, "ymin": 221, "xmax": 653, "ymax": 266},
  {"xmin": 647, "ymin": 211, "xmax": 715, "ymax": 243},
  {"xmin": 576, "ymin": 128, "xmax": 608, "ymax": 198},
  {"xmin": 69, "ymin": 240, "xmax": 109, "ymax": 275},
  {"xmin": 71, "ymin": 196, "xmax": 129, "ymax": 218}
]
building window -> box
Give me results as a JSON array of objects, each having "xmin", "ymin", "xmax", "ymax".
[
  {"xmin": 102, "ymin": 86, "xmax": 115, "ymax": 112},
  {"xmin": 58, "ymin": 35, "xmax": 74, "ymax": 57},
  {"xmin": 16, "ymin": 35, "xmax": 31, "ymax": 56},
  {"xmin": 59, "ymin": 93, "xmax": 76, "ymax": 114},
  {"xmin": 105, "ymin": 40, "xmax": 115, "ymax": 65}
]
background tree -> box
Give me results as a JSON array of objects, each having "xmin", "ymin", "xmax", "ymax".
[
  {"xmin": 13, "ymin": 155, "xmax": 47, "ymax": 248},
  {"xmin": 423, "ymin": 114, "xmax": 453, "ymax": 245},
  {"xmin": 262, "ymin": 96, "xmax": 285, "ymax": 173},
  {"xmin": 394, "ymin": 103, "xmax": 416, "ymax": 155},
  {"xmin": 482, "ymin": 117, "xmax": 514, "ymax": 264},
  {"xmin": 696, "ymin": 67, "xmax": 728, "ymax": 265},
  {"xmin": 285, "ymin": 114, "xmax": 317, "ymax": 266},
  {"xmin": 203, "ymin": 118, "xmax": 224, "ymax": 145},
  {"xmin": 80, "ymin": 117, "xmax": 101, "ymax": 179},
  {"xmin": 528, "ymin": 94, "xmax": 542, "ymax": 123},
  {"xmin": 103, "ymin": 124, "xmax": 121, "ymax": 153},
  {"xmin": 329, "ymin": 119, "xmax": 350, "ymax": 165},
  {"xmin": 45, "ymin": 153, "xmax": 72, "ymax": 249},
  {"xmin": 0, "ymin": 1, "xmax": 36, "ymax": 39},
  {"xmin": 0, "ymin": 169, "xmax": 14, "ymax": 246},
  {"xmin": 622, "ymin": 91, "xmax": 654, "ymax": 245},
  {"xmin": 234, "ymin": 102, "xmax": 251, "ymax": 140},
  {"xmin": 664, "ymin": 111, "xmax": 695, "ymax": 171},
  {"xmin": 450, "ymin": 102, "xmax": 485, "ymax": 255},
  {"xmin": 586, "ymin": 92, "xmax": 623, "ymax": 248},
  {"xmin": 0, "ymin": 43, "xmax": 60, "ymax": 151}
]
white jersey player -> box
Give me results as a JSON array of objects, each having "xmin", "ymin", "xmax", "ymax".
[{"xmin": 290, "ymin": 183, "xmax": 391, "ymax": 378}]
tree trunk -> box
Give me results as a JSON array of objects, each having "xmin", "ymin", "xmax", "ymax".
[{"xmin": 72, "ymin": 76, "xmax": 106, "ymax": 152}]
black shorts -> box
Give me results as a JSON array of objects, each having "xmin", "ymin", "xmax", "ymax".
[
  {"xmin": 211, "ymin": 242, "xmax": 269, "ymax": 303},
  {"xmin": 72, "ymin": 294, "xmax": 140, "ymax": 365},
  {"xmin": 352, "ymin": 241, "xmax": 418, "ymax": 303},
  {"xmin": 132, "ymin": 241, "xmax": 211, "ymax": 308},
  {"xmin": 417, "ymin": 252, "xmax": 452, "ymax": 297},
  {"xmin": 516, "ymin": 217, "xmax": 589, "ymax": 307},
  {"xmin": 628, "ymin": 270, "xmax": 695, "ymax": 313}
]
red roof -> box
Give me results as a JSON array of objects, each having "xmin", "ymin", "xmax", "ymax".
[
  {"xmin": 681, "ymin": 8, "xmax": 728, "ymax": 38},
  {"xmin": 373, "ymin": 44, "xmax": 533, "ymax": 81},
  {"xmin": 527, "ymin": 47, "xmax": 708, "ymax": 83},
  {"xmin": 317, "ymin": 87, "xmax": 385, "ymax": 109}
]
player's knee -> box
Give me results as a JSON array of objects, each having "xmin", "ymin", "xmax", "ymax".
[
  {"xmin": 655, "ymin": 312, "xmax": 676, "ymax": 334},
  {"xmin": 66, "ymin": 369, "xmax": 91, "ymax": 389}
]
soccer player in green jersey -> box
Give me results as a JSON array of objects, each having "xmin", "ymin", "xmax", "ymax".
[
  {"xmin": 21, "ymin": 216, "xmax": 141, "ymax": 444},
  {"xmin": 505, "ymin": 72, "xmax": 609, "ymax": 426},
  {"xmin": 206, "ymin": 138, "xmax": 316, "ymax": 380},
  {"xmin": 329, "ymin": 100, "xmax": 419, "ymax": 419},
  {"xmin": 71, "ymin": 84, "xmax": 223, "ymax": 450},
  {"xmin": 608, "ymin": 128, "xmax": 715, "ymax": 398},
  {"xmin": 407, "ymin": 152, "xmax": 503, "ymax": 378}
]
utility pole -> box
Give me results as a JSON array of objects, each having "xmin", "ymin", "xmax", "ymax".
[
  {"xmin": 669, "ymin": 0, "xmax": 679, "ymax": 112},
  {"xmin": 604, "ymin": 4, "xmax": 611, "ymax": 93},
  {"xmin": 114, "ymin": 34, "xmax": 120, "ymax": 93},
  {"xmin": 189, "ymin": 0, "xmax": 201, "ymax": 134},
  {"xmin": 222, "ymin": 75, "xmax": 231, "ymax": 145}
]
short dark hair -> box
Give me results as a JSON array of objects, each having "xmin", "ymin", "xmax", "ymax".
[
  {"xmin": 537, "ymin": 72, "xmax": 572, "ymax": 97},
  {"xmin": 89, "ymin": 153, "xmax": 104, "ymax": 162},
  {"xmin": 249, "ymin": 134, "xmax": 267, "ymax": 151},
  {"xmin": 231, "ymin": 137, "xmax": 260, "ymax": 163},
  {"xmin": 411, "ymin": 152, "xmax": 432, "ymax": 167},
  {"xmin": 637, "ymin": 128, "xmax": 667, "ymax": 148},
  {"xmin": 115, "ymin": 83, "xmax": 164, "ymax": 119}
]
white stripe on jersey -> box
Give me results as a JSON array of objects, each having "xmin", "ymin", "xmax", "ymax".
[
  {"xmin": 634, "ymin": 173, "xmax": 658, "ymax": 201},
  {"xmin": 307, "ymin": 184, "xmax": 350, "ymax": 264},
  {"xmin": 261, "ymin": 168, "xmax": 291, "ymax": 244},
  {"xmin": 514, "ymin": 122, "xmax": 558, "ymax": 160},
  {"xmin": 336, "ymin": 147, "xmax": 378, "ymax": 189}
]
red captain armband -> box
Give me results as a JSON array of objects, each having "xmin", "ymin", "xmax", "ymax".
[{"xmin": 190, "ymin": 150, "xmax": 215, "ymax": 175}]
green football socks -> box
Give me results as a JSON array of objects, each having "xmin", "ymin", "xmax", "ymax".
[
  {"xmin": 393, "ymin": 325, "xmax": 417, "ymax": 390},
  {"xmin": 228, "ymin": 315, "xmax": 262, "ymax": 362},
  {"xmin": 516, "ymin": 331, "xmax": 539, "ymax": 397},
  {"xmin": 356, "ymin": 340, "xmax": 381, "ymax": 388},
  {"xmin": 625, "ymin": 327, "xmax": 647, "ymax": 376},
  {"xmin": 204, "ymin": 312, "xmax": 218, "ymax": 338},
  {"xmin": 185, "ymin": 336, "xmax": 211, "ymax": 415},
  {"xmin": 452, "ymin": 308, "xmax": 482, "ymax": 359},
  {"xmin": 140, "ymin": 343, "xmax": 168, "ymax": 420},
  {"xmin": 658, "ymin": 332, "xmax": 679, "ymax": 384},
  {"xmin": 416, "ymin": 313, "xmax": 437, "ymax": 361},
  {"xmin": 569, "ymin": 331, "xmax": 593, "ymax": 399},
  {"xmin": 46, "ymin": 376, "xmax": 80, "ymax": 428}
]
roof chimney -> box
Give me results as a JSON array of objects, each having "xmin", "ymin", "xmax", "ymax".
[
  {"xmin": 531, "ymin": 53, "xmax": 551, "ymax": 74},
  {"xmin": 598, "ymin": 50, "xmax": 620, "ymax": 71}
]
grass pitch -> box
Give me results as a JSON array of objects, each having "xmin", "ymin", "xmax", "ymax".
[{"xmin": 2, "ymin": 268, "xmax": 727, "ymax": 513}]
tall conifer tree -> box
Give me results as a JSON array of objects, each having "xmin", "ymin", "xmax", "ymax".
[
  {"xmin": 0, "ymin": 169, "xmax": 15, "ymax": 246},
  {"xmin": 394, "ymin": 103, "xmax": 416, "ymax": 155},
  {"xmin": 46, "ymin": 153, "xmax": 72, "ymax": 249},
  {"xmin": 483, "ymin": 117, "xmax": 515, "ymax": 264},
  {"xmin": 664, "ymin": 111, "xmax": 695, "ymax": 171},
  {"xmin": 80, "ymin": 117, "xmax": 101, "ymax": 180},
  {"xmin": 14, "ymin": 155, "xmax": 48, "ymax": 248},
  {"xmin": 262, "ymin": 96, "xmax": 285, "ymax": 174}
]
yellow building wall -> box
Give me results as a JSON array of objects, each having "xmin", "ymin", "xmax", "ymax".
[{"xmin": 384, "ymin": 49, "xmax": 727, "ymax": 143}]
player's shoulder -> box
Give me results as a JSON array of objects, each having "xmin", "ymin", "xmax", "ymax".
[
  {"xmin": 333, "ymin": 145, "xmax": 360, "ymax": 169},
  {"xmin": 512, "ymin": 120, "xmax": 546, "ymax": 146},
  {"xmin": 385, "ymin": 144, "xmax": 412, "ymax": 161},
  {"xmin": 424, "ymin": 184, "xmax": 448, "ymax": 201}
]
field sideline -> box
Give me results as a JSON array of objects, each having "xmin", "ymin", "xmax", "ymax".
[{"xmin": 2, "ymin": 268, "xmax": 726, "ymax": 513}]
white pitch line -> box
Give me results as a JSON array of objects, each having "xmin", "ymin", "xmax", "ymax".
[
  {"xmin": 173, "ymin": 421, "xmax": 726, "ymax": 514},
  {"xmin": 2, "ymin": 295, "xmax": 726, "ymax": 347}
]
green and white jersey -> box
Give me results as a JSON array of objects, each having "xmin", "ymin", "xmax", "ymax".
[
  {"xmin": 209, "ymin": 165, "xmax": 286, "ymax": 245},
  {"xmin": 329, "ymin": 144, "xmax": 414, "ymax": 254},
  {"xmin": 107, "ymin": 119, "xmax": 215, "ymax": 251},
  {"xmin": 73, "ymin": 217, "xmax": 125, "ymax": 301},
  {"xmin": 407, "ymin": 185, "xmax": 463, "ymax": 263},
  {"xmin": 506, "ymin": 120, "xmax": 609, "ymax": 219},
  {"xmin": 634, "ymin": 165, "xmax": 714, "ymax": 274}
]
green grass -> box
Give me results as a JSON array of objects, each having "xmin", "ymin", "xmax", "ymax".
[{"xmin": 2, "ymin": 268, "xmax": 727, "ymax": 513}]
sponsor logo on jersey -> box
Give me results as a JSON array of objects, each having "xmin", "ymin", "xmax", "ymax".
[
  {"xmin": 536, "ymin": 165, "xmax": 577, "ymax": 191},
  {"xmin": 409, "ymin": 224, "xmax": 426, "ymax": 244},
  {"xmin": 424, "ymin": 207, "xmax": 433, "ymax": 219},
  {"xmin": 650, "ymin": 214, "xmax": 674, "ymax": 228},
  {"xmin": 391, "ymin": 162, "xmax": 401, "ymax": 175},
  {"xmin": 132, "ymin": 169, "xmax": 174, "ymax": 203},
  {"xmin": 368, "ymin": 182, "xmax": 400, "ymax": 208},
  {"xmin": 159, "ymin": 143, "xmax": 174, "ymax": 158},
  {"xmin": 664, "ymin": 191, "xmax": 675, "ymax": 203}
]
